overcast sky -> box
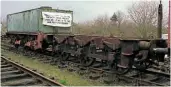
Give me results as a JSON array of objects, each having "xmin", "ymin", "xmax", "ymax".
[{"xmin": 1, "ymin": 0, "xmax": 169, "ymax": 23}]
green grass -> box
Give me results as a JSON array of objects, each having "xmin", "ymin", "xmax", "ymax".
[{"xmin": 1, "ymin": 49, "xmax": 104, "ymax": 86}]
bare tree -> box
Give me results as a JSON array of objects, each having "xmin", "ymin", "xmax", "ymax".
[
  {"xmin": 127, "ymin": 1, "xmax": 158, "ymax": 38},
  {"xmin": 1, "ymin": 19, "xmax": 7, "ymax": 35},
  {"xmin": 73, "ymin": 14, "xmax": 122, "ymax": 36},
  {"xmin": 162, "ymin": 10, "xmax": 169, "ymax": 29},
  {"xmin": 93, "ymin": 14, "xmax": 112, "ymax": 36}
]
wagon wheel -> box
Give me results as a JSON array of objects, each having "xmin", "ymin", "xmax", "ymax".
[
  {"xmin": 114, "ymin": 55, "xmax": 130, "ymax": 75},
  {"xmin": 61, "ymin": 52, "xmax": 70, "ymax": 61},
  {"xmin": 133, "ymin": 60, "xmax": 151, "ymax": 71},
  {"xmin": 116, "ymin": 66, "xmax": 130, "ymax": 75},
  {"xmin": 133, "ymin": 50, "xmax": 151, "ymax": 70},
  {"xmin": 81, "ymin": 56, "xmax": 95, "ymax": 67}
]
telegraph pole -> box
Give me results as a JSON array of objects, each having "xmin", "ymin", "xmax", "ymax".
[
  {"xmin": 157, "ymin": 0, "xmax": 163, "ymax": 39},
  {"xmin": 168, "ymin": 0, "xmax": 170, "ymax": 47}
]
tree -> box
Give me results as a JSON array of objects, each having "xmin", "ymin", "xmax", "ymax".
[
  {"xmin": 110, "ymin": 11, "xmax": 125, "ymax": 37},
  {"xmin": 111, "ymin": 11, "xmax": 125, "ymax": 29},
  {"xmin": 127, "ymin": 1, "xmax": 159, "ymax": 38},
  {"xmin": 1, "ymin": 20, "xmax": 7, "ymax": 36},
  {"xmin": 116, "ymin": 11, "xmax": 125, "ymax": 28},
  {"xmin": 110, "ymin": 13, "xmax": 118, "ymax": 25},
  {"xmin": 72, "ymin": 14, "xmax": 122, "ymax": 36}
]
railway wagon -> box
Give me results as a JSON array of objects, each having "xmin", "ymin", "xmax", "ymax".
[
  {"xmin": 6, "ymin": 6, "xmax": 73, "ymax": 50},
  {"xmin": 5, "ymin": 2, "xmax": 170, "ymax": 75}
]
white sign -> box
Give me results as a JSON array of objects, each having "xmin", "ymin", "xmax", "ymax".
[
  {"xmin": 162, "ymin": 34, "xmax": 168, "ymax": 39},
  {"xmin": 42, "ymin": 12, "xmax": 72, "ymax": 27}
]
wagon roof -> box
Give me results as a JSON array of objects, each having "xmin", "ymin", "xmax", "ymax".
[{"xmin": 7, "ymin": 6, "xmax": 73, "ymax": 16}]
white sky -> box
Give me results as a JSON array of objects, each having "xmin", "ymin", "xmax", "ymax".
[{"xmin": 0, "ymin": 0, "xmax": 169, "ymax": 23}]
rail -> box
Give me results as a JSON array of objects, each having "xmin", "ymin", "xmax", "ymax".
[{"xmin": 1, "ymin": 56, "xmax": 63, "ymax": 86}]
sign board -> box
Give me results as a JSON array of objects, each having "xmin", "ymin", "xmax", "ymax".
[
  {"xmin": 42, "ymin": 12, "xmax": 72, "ymax": 27},
  {"xmin": 162, "ymin": 34, "xmax": 168, "ymax": 39}
]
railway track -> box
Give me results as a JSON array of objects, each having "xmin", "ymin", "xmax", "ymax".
[
  {"xmin": 89, "ymin": 67, "xmax": 170, "ymax": 86},
  {"xmin": 1, "ymin": 42, "xmax": 170, "ymax": 86},
  {"xmin": 66, "ymin": 61, "xmax": 170, "ymax": 86},
  {"xmin": 1, "ymin": 56, "xmax": 63, "ymax": 86}
]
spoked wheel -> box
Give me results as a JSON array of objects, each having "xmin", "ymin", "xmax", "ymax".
[
  {"xmin": 61, "ymin": 52, "xmax": 70, "ymax": 61},
  {"xmin": 81, "ymin": 56, "xmax": 95, "ymax": 67}
]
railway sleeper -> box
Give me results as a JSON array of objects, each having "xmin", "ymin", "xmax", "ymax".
[
  {"xmin": 42, "ymin": 60, "xmax": 52, "ymax": 64},
  {"xmin": 2, "ymin": 78, "xmax": 39, "ymax": 86},
  {"xmin": 89, "ymin": 74, "xmax": 101, "ymax": 80},
  {"xmin": 103, "ymin": 73, "xmax": 117, "ymax": 84},
  {"xmin": 150, "ymin": 76, "xmax": 169, "ymax": 84},
  {"xmin": 1, "ymin": 64, "xmax": 12, "ymax": 68},
  {"xmin": 1, "ymin": 62, "xmax": 8, "ymax": 65},
  {"xmin": 77, "ymin": 70, "xmax": 87, "ymax": 76},
  {"xmin": 160, "ymin": 81, "xmax": 170, "ymax": 86},
  {"xmin": 1, "ymin": 73, "xmax": 30, "ymax": 82},
  {"xmin": 124, "ymin": 70, "xmax": 139, "ymax": 77},
  {"xmin": 67, "ymin": 67, "xmax": 77, "ymax": 72},
  {"xmin": 92, "ymin": 62, "xmax": 104, "ymax": 68},
  {"xmin": 1, "ymin": 67, "xmax": 17, "ymax": 72},
  {"xmin": 27, "ymin": 83, "xmax": 48, "ymax": 86},
  {"xmin": 1, "ymin": 70, "xmax": 22, "ymax": 75},
  {"xmin": 117, "ymin": 75, "xmax": 164, "ymax": 86}
]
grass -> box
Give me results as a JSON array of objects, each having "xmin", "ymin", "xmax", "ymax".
[{"xmin": 1, "ymin": 49, "xmax": 104, "ymax": 86}]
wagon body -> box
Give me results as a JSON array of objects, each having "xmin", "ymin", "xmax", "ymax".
[{"xmin": 7, "ymin": 6, "xmax": 73, "ymax": 35}]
